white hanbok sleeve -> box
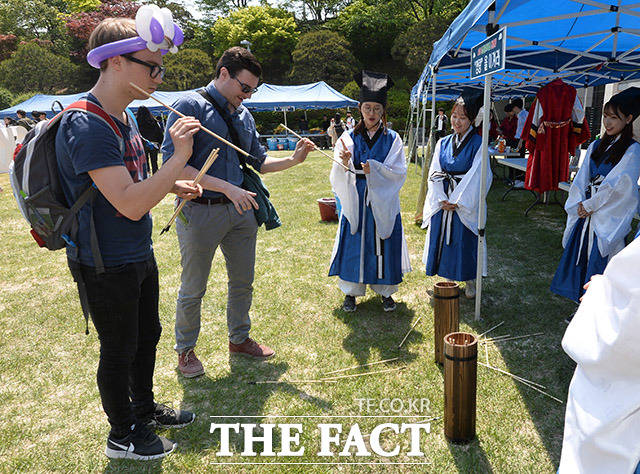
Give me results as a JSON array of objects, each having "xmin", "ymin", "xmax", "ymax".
[
  {"xmin": 562, "ymin": 142, "xmax": 592, "ymax": 248},
  {"xmin": 559, "ymin": 238, "xmax": 640, "ymax": 474},
  {"xmin": 572, "ymin": 93, "xmax": 586, "ymax": 123},
  {"xmin": 531, "ymin": 98, "xmax": 542, "ymax": 129},
  {"xmin": 330, "ymin": 131, "xmax": 359, "ymax": 234},
  {"xmin": 420, "ymin": 137, "xmax": 447, "ymax": 228},
  {"xmin": 365, "ymin": 133, "xmax": 407, "ymax": 239},
  {"xmin": 585, "ymin": 142, "xmax": 640, "ymax": 256},
  {"xmin": 447, "ymin": 144, "xmax": 493, "ymax": 235}
]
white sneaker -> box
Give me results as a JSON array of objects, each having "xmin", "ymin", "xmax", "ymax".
[{"xmin": 465, "ymin": 280, "xmax": 476, "ymax": 299}]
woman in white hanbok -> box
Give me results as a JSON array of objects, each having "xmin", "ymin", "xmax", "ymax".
[
  {"xmin": 551, "ymin": 87, "xmax": 640, "ymax": 304},
  {"xmin": 422, "ymin": 91, "xmax": 492, "ymax": 298}
]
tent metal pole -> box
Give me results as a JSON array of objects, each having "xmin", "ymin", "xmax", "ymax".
[
  {"xmin": 424, "ymin": 67, "xmax": 436, "ymax": 171},
  {"xmin": 475, "ymin": 73, "xmax": 492, "ymax": 321},
  {"xmin": 414, "ymin": 83, "xmax": 423, "ymax": 174},
  {"xmin": 421, "ymin": 90, "xmax": 427, "ymax": 170},
  {"xmin": 475, "ymin": 0, "xmax": 496, "ymax": 320},
  {"xmin": 284, "ymin": 110, "xmax": 288, "ymax": 135},
  {"xmin": 403, "ymin": 104, "xmax": 413, "ymax": 163},
  {"xmin": 503, "ymin": 8, "xmax": 607, "ymax": 28},
  {"xmin": 431, "ymin": 68, "xmax": 437, "ymax": 137}
]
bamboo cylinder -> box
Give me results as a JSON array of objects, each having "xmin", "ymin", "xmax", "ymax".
[
  {"xmin": 433, "ymin": 282, "xmax": 460, "ymax": 364},
  {"xmin": 444, "ymin": 332, "xmax": 477, "ymax": 444}
]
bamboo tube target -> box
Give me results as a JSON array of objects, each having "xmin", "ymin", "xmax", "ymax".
[
  {"xmin": 444, "ymin": 332, "xmax": 477, "ymax": 444},
  {"xmin": 433, "ymin": 282, "xmax": 460, "ymax": 364}
]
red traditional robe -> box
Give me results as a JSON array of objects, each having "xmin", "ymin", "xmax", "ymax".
[{"xmin": 523, "ymin": 79, "xmax": 590, "ymax": 193}]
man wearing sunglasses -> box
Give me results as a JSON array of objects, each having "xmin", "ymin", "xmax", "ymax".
[{"xmin": 161, "ymin": 47, "xmax": 314, "ymax": 377}]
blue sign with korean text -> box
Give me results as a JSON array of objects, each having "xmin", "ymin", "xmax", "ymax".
[{"xmin": 470, "ymin": 27, "xmax": 506, "ymax": 79}]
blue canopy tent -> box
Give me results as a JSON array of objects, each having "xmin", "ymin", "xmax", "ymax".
[
  {"xmin": 0, "ymin": 90, "xmax": 192, "ymax": 119},
  {"xmin": 416, "ymin": 0, "xmax": 640, "ymax": 100},
  {"xmin": 0, "ymin": 81, "xmax": 357, "ymax": 119},
  {"xmin": 243, "ymin": 81, "xmax": 358, "ymax": 131},
  {"xmin": 411, "ymin": 0, "xmax": 640, "ymax": 319},
  {"xmin": 243, "ymin": 81, "xmax": 357, "ymax": 111}
]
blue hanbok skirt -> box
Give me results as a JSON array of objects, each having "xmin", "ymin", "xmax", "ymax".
[
  {"xmin": 550, "ymin": 218, "xmax": 608, "ymax": 302},
  {"xmin": 329, "ymin": 208, "xmax": 404, "ymax": 285},
  {"xmin": 425, "ymin": 209, "xmax": 478, "ymax": 281}
]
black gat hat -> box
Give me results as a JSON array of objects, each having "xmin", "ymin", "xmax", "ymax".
[{"xmin": 354, "ymin": 70, "xmax": 394, "ymax": 107}]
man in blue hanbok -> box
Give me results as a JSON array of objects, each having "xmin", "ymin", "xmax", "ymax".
[{"xmin": 329, "ymin": 71, "xmax": 411, "ymax": 313}]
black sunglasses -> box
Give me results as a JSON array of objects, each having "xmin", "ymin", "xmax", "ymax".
[
  {"xmin": 122, "ymin": 54, "xmax": 165, "ymax": 79},
  {"xmin": 232, "ymin": 75, "xmax": 258, "ymax": 94}
]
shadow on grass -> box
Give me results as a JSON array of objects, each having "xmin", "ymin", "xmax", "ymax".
[
  {"xmin": 104, "ymin": 458, "xmax": 166, "ymax": 473},
  {"xmin": 166, "ymin": 357, "xmax": 331, "ymax": 458},
  {"xmin": 448, "ymin": 438, "xmax": 495, "ymax": 473},
  {"xmin": 333, "ymin": 299, "xmax": 420, "ymax": 367}
]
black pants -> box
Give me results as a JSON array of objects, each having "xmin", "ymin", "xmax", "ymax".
[
  {"xmin": 435, "ymin": 130, "xmax": 447, "ymax": 141},
  {"xmin": 71, "ymin": 256, "xmax": 161, "ymax": 436}
]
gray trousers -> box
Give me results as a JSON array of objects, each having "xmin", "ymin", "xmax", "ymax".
[{"xmin": 174, "ymin": 200, "xmax": 258, "ymax": 351}]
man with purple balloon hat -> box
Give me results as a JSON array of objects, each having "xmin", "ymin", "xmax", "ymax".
[{"xmin": 57, "ymin": 4, "xmax": 201, "ymax": 460}]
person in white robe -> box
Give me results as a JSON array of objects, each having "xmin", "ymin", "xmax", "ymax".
[{"xmin": 559, "ymin": 235, "xmax": 640, "ymax": 473}]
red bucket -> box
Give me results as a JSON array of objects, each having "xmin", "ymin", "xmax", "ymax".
[{"xmin": 317, "ymin": 198, "xmax": 338, "ymax": 221}]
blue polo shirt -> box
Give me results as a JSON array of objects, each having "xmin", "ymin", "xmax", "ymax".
[{"xmin": 161, "ymin": 82, "xmax": 267, "ymax": 199}]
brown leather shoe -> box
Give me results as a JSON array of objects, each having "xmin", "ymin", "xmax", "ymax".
[
  {"xmin": 229, "ymin": 338, "xmax": 275, "ymax": 359},
  {"xmin": 177, "ymin": 349, "xmax": 205, "ymax": 378}
]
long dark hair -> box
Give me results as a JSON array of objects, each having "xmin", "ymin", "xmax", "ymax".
[
  {"xmin": 592, "ymin": 101, "xmax": 635, "ymax": 166},
  {"xmin": 353, "ymin": 103, "xmax": 388, "ymax": 136}
]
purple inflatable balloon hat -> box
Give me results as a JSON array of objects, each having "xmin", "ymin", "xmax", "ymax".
[{"xmin": 86, "ymin": 3, "xmax": 184, "ymax": 69}]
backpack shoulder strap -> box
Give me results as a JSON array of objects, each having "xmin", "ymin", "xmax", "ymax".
[
  {"xmin": 125, "ymin": 108, "xmax": 140, "ymax": 134},
  {"xmin": 54, "ymin": 98, "xmax": 121, "ymax": 275},
  {"xmin": 52, "ymin": 99, "xmax": 125, "ymax": 156}
]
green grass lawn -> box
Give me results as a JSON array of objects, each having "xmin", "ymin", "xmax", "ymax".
[{"xmin": 0, "ymin": 151, "xmax": 593, "ymax": 472}]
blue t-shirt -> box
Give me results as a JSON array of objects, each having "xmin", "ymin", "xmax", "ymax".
[
  {"xmin": 55, "ymin": 94, "xmax": 153, "ymax": 267},
  {"xmin": 161, "ymin": 82, "xmax": 267, "ymax": 199}
]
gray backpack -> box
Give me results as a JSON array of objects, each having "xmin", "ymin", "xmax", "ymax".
[{"xmin": 9, "ymin": 99, "xmax": 124, "ymax": 332}]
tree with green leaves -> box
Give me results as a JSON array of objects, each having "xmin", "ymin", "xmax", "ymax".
[
  {"xmin": 65, "ymin": 0, "xmax": 140, "ymax": 59},
  {"xmin": 196, "ymin": 0, "xmax": 247, "ymax": 16},
  {"xmin": 0, "ymin": 42, "xmax": 79, "ymax": 94},
  {"xmin": 159, "ymin": 48, "xmax": 214, "ymax": 91},
  {"xmin": 292, "ymin": 0, "xmax": 347, "ymax": 22},
  {"xmin": 209, "ymin": 6, "xmax": 299, "ymax": 83},
  {"xmin": 63, "ymin": 0, "xmax": 101, "ymax": 13},
  {"xmin": 332, "ymin": 0, "xmax": 412, "ymax": 66},
  {"xmin": 341, "ymin": 80, "xmax": 358, "ymax": 100},
  {"xmin": 0, "ymin": 87, "xmax": 12, "ymax": 109},
  {"xmin": 0, "ymin": 0, "xmax": 71, "ymax": 55},
  {"xmin": 391, "ymin": 0, "xmax": 466, "ymax": 71},
  {"xmin": 289, "ymin": 30, "xmax": 358, "ymax": 90},
  {"xmin": 400, "ymin": 0, "xmax": 466, "ymax": 21}
]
